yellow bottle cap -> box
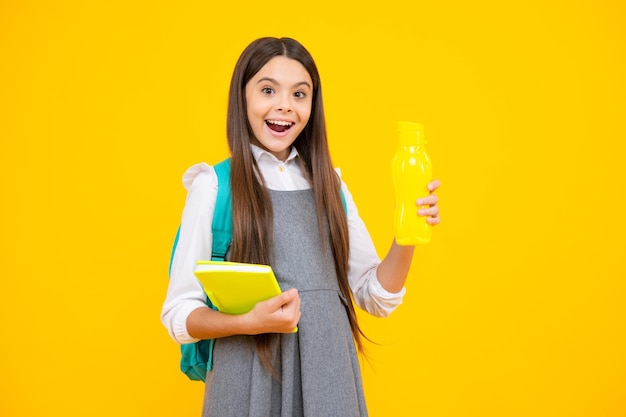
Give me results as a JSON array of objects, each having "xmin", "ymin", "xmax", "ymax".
[{"xmin": 397, "ymin": 121, "xmax": 426, "ymax": 146}]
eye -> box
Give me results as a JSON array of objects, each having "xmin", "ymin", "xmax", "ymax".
[
  {"xmin": 261, "ymin": 87, "xmax": 274, "ymax": 94},
  {"xmin": 294, "ymin": 91, "xmax": 307, "ymax": 99}
]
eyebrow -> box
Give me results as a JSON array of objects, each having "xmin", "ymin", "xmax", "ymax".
[{"xmin": 257, "ymin": 77, "xmax": 311, "ymax": 89}]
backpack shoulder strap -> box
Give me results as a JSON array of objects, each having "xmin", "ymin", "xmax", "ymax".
[
  {"xmin": 168, "ymin": 158, "xmax": 233, "ymax": 274},
  {"xmin": 211, "ymin": 158, "xmax": 232, "ymax": 261},
  {"xmin": 340, "ymin": 188, "xmax": 347, "ymax": 214},
  {"xmin": 168, "ymin": 226, "xmax": 180, "ymax": 277}
]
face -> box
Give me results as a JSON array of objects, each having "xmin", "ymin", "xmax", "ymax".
[{"xmin": 245, "ymin": 56, "xmax": 313, "ymax": 161}]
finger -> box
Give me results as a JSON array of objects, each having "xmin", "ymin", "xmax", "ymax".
[
  {"xmin": 281, "ymin": 300, "xmax": 300, "ymax": 318},
  {"xmin": 416, "ymin": 195, "xmax": 438, "ymax": 207},
  {"xmin": 291, "ymin": 311, "xmax": 302, "ymax": 333},
  {"xmin": 279, "ymin": 297, "xmax": 301, "ymax": 333},
  {"xmin": 418, "ymin": 205, "xmax": 439, "ymax": 217},
  {"xmin": 293, "ymin": 292, "xmax": 301, "ymax": 308},
  {"xmin": 426, "ymin": 215, "xmax": 441, "ymax": 225},
  {"xmin": 285, "ymin": 292, "xmax": 301, "ymax": 311},
  {"xmin": 427, "ymin": 179, "xmax": 441, "ymax": 193},
  {"xmin": 267, "ymin": 288, "xmax": 298, "ymax": 311}
]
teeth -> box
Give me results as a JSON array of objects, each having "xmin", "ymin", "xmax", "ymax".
[{"xmin": 267, "ymin": 120, "xmax": 293, "ymax": 126}]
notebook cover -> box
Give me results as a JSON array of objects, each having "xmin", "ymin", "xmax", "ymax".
[{"xmin": 193, "ymin": 260, "xmax": 283, "ymax": 315}]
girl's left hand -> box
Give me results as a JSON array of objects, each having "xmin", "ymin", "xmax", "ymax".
[{"xmin": 416, "ymin": 179, "xmax": 441, "ymax": 225}]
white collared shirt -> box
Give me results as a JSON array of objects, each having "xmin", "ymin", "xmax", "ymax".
[{"xmin": 161, "ymin": 145, "xmax": 406, "ymax": 344}]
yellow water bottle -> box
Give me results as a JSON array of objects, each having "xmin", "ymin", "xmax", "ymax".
[{"xmin": 392, "ymin": 121, "xmax": 433, "ymax": 245}]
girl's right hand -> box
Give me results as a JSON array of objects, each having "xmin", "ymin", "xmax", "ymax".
[{"xmin": 244, "ymin": 288, "xmax": 301, "ymax": 334}]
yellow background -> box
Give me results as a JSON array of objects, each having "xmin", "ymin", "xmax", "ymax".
[{"xmin": 2, "ymin": 1, "xmax": 625, "ymax": 416}]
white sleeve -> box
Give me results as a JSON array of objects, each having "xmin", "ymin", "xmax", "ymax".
[
  {"xmin": 160, "ymin": 163, "xmax": 217, "ymax": 344},
  {"xmin": 338, "ymin": 171, "xmax": 406, "ymax": 317}
]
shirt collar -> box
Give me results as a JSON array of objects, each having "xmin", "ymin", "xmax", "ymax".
[{"xmin": 250, "ymin": 144, "xmax": 299, "ymax": 164}]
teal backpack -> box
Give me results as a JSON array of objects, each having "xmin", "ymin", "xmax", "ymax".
[{"xmin": 168, "ymin": 158, "xmax": 346, "ymax": 382}]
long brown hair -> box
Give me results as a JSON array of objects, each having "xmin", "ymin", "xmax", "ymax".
[{"xmin": 225, "ymin": 37, "xmax": 365, "ymax": 372}]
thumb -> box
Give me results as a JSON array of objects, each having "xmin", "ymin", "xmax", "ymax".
[{"xmin": 267, "ymin": 288, "xmax": 298, "ymax": 310}]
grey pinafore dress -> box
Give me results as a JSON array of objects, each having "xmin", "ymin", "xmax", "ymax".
[{"xmin": 201, "ymin": 189, "xmax": 368, "ymax": 417}]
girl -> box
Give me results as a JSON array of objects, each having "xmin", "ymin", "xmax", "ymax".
[{"xmin": 161, "ymin": 37, "xmax": 440, "ymax": 417}]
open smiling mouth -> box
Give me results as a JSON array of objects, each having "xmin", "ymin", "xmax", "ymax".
[{"xmin": 266, "ymin": 120, "xmax": 293, "ymax": 133}]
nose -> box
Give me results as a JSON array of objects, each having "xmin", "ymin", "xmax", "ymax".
[{"xmin": 276, "ymin": 94, "xmax": 292, "ymax": 112}]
